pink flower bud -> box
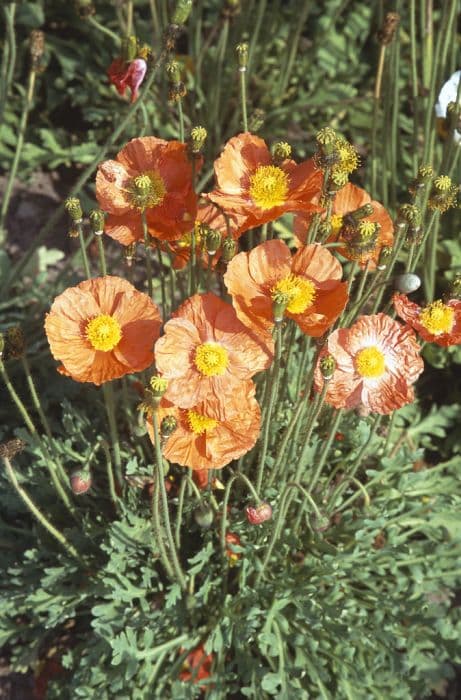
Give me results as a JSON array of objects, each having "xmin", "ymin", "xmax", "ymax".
[
  {"xmin": 245, "ymin": 502, "xmax": 272, "ymax": 525},
  {"xmin": 70, "ymin": 470, "xmax": 92, "ymax": 495}
]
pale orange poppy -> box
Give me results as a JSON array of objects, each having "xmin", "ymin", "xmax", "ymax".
[
  {"xmin": 224, "ymin": 239, "xmax": 348, "ymax": 338},
  {"xmin": 96, "ymin": 137, "xmax": 197, "ymax": 245},
  {"xmin": 314, "ymin": 314, "xmax": 424, "ymax": 414},
  {"xmin": 45, "ymin": 276, "xmax": 161, "ymax": 384},
  {"xmin": 147, "ymin": 381, "xmax": 261, "ymax": 470},
  {"xmin": 155, "ymin": 293, "xmax": 273, "ymax": 408},
  {"xmin": 207, "ymin": 132, "xmax": 322, "ymax": 234},
  {"xmin": 294, "ymin": 182, "xmax": 394, "ymax": 269},
  {"xmin": 393, "ymin": 293, "xmax": 461, "ymax": 346}
]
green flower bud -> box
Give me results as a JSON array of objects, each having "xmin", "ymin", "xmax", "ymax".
[
  {"xmin": 194, "ymin": 503, "xmax": 214, "ymax": 528},
  {"xmin": 172, "ymin": 0, "xmax": 193, "ymax": 25}
]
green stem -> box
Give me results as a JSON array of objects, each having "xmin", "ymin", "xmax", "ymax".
[
  {"xmin": 101, "ymin": 440, "xmax": 119, "ymax": 512},
  {"xmin": 96, "ymin": 234, "xmax": 107, "ymax": 276},
  {"xmin": 2, "ymin": 456, "xmax": 83, "ymax": 563},
  {"xmin": 102, "ymin": 382, "xmax": 122, "ymax": 488},
  {"xmin": 0, "ymin": 69, "xmax": 36, "ymax": 242},
  {"xmin": 308, "ymin": 408, "xmax": 344, "ymax": 493},
  {"xmin": 87, "ymin": 16, "xmax": 121, "ymax": 45},
  {"xmin": 371, "ymin": 44, "xmax": 386, "ymax": 198},
  {"xmin": 177, "ymin": 98, "xmax": 185, "ymax": 142},
  {"xmin": 239, "ymin": 66, "xmax": 248, "ymax": 132},
  {"xmin": 155, "ymin": 241, "xmax": 167, "ymax": 317},
  {"xmin": 141, "ymin": 211, "xmax": 153, "ymax": 298},
  {"xmin": 188, "ymin": 227, "xmax": 196, "ymax": 296},
  {"xmin": 0, "ymin": 3, "xmax": 16, "ymax": 131},
  {"xmin": 175, "ymin": 476, "xmax": 202, "ymax": 549},
  {"xmin": 77, "ymin": 222, "xmax": 91, "ymax": 279},
  {"xmin": 294, "ymin": 383, "xmax": 327, "ymax": 483}
]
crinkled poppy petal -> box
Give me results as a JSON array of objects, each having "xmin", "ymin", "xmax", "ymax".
[
  {"xmin": 293, "ymin": 283, "xmax": 348, "ymax": 337},
  {"xmin": 146, "ymin": 187, "xmax": 197, "ymax": 241},
  {"xmin": 96, "ymin": 160, "xmax": 134, "ymax": 214},
  {"xmin": 224, "ymin": 250, "xmax": 274, "ymax": 334},
  {"xmin": 292, "ymin": 243, "xmax": 343, "ymax": 286},
  {"xmin": 248, "ymin": 239, "xmax": 292, "ymax": 286},
  {"xmin": 116, "ymin": 136, "xmax": 169, "ymax": 172},
  {"xmin": 214, "ymin": 132, "xmax": 271, "ymax": 194},
  {"xmin": 105, "ymin": 211, "xmax": 143, "ymax": 245}
]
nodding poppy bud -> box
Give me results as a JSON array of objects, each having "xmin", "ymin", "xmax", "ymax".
[
  {"xmin": 70, "ymin": 470, "xmax": 92, "ymax": 495},
  {"xmin": 194, "ymin": 503, "xmax": 214, "ymax": 529},
  {"xmin": 376, "ymin": 245, "xmax": 392, "ymax": 270},
  {"xmin": 221, "ymin": 238, "xmax": 236, "ymax": 263},
  {"xmin": 246, "ymin": 502, "xmax": 272, "ymax": 525},
  {"xmin": 235, "ymin": 42, "xmax": 248, "ymax": 70},
  {"xmin": 0, "ymin": 438, "xmax": 25, "ymax": 460},
  {"xmin": 161, "ymin": 415, "xmax": 178, "ymax": 438},
  {"xmin": 320, "ymin": 354, "xmax": 336, "ymax": 381},
  {"xmin": 205, "ymin": 228, "xmax": 221, "ymax": 256},
  {"xmin": 89, "ymin": 209, "xmax": 105, "ymax": 236},
  {"xmin": 272, "ymin": 141, "xmax": 292, "ymax": 166},
  {"xmin": 394, "ymin": 273, "xmax": 421, "ymax": 294},
  {"xmin": 377, "ymin": 12, "xmax": 400, "ymax": 45},
  {"xmin": 172, "ymin": 0, "xmax": 193, "ymax": 25},
  {"xmin": 65, "ymin": 197, "xmax": 83, "ymax": 223}
]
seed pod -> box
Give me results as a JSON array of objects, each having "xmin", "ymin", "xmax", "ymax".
[
  {"xmin": 221, "ymin": 238, "xmax": 236, "ymax": 263},
  {"xmin": 65, "ymin": 197, "xmax": 83, "ymax": 223},
  {"xmin": 161, "ymin": 415, "xmax": 178, "ymax": 438},
  {"xmin": 394, "ymin": 273, "xmax": 421, "ymax": 294},
  {"xmin": 320, "ymin": 354, "xmax": 336, "ymax": 381},
  {"xmin": 89, "ymin": 209, "xmax": 105, "ymax": 235}
]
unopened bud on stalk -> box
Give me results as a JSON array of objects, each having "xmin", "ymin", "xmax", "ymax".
[
  {"xmin": 4, "ymin": 326, "xmax": 26, "ymax": 360},
  {"xmin": 0, "ymin": 438, "xmax": 25, "ymax": 460},
  {"xmin": 70, "ymin": 469, "xmax": 92, "ymax": 495},
  {"xmin": 189, "ymin": 126, "xmax": 207, "ymax": 154},
  {"xmin": 394, "ymin": 272, "xmax": 421, "ymax": 294},
  {"xmin": 194, "ymin": 503, "xmax": 214, "ymax": 528},
  {"xmin": 161, "ymin": 415, "xmax": 178, "ymax": 438},
  {"xmin": 65, "ymin": 197, "xmax": 83, "ymax": 223},
  {"xmin": 376, "ymin": 245, "xmax": 392, "ymax": 270},
  {"xmin": 272, "ymin": 141, "xmax": 292, "ymax": 165},
  {"xmin": 205, "ymin": 228, "xmax": 221, "ymax": 256},
  {"xmin": 320, "ymin": 354, "xmax": 336, "ymax": 381},
  {"xmin": 30, "ymin": 30, "xmax": 45, "ymax": 71},
  {"xmin": 235, "ymin": 42, "xmax": 248, "ymax": 70},
  {"xmin": 172, "ymin": 0, "xmax": 193, "ymax": 25},
  {"xmin": 88, "ymin": 209, "xmax": 105, "ymax": 235},
  {"xmin": 245, "ymin": 502, "xmax": 272, "ymax": 525},
  {"xmin": 221, "ymin": 238, "xmax": 236, "ymax": 262},
  {"xmin": 248, "ymin": 108, "xmax": 265, "ymax": 132},
  {"xmin": 377, "ymin": 12, "xmax": 400, "ymax": 45}
]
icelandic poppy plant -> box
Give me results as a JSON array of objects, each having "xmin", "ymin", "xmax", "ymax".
[
  {"xmin": 45, "ymin": 276, "xmax": 161, "ymax": 385},
  {"xmin": 96, "ymin": 137, "xmax": 198, "ymax": 245},
  {"xmin": 155, "ymin": 292, "xmax": 273, "ymax": 408},
  {"xmin": 147, "ymin": 381, "xmax": 261, "ymax": 470},
  {"xmin": 393, "ymin": 293, "xmax": 461, "ymax": 346},
  {"xmin": 207, "ymin": 132, "xmax": 322, "ymax": 234},
  {"xmin": 224, "ymin": 239, "xmax": 348, "ymax": 338},
  {"xmin": 294, "ymin": 182, "xmax": 394, "ymax": 269},
  {"xmin": 314, "ymin": 314, "xmax": 424, "ymax": 414}
]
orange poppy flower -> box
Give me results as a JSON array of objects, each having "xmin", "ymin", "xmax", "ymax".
[
  {"xmin": 179, "ymin": 644, "xmax": 213, "ymax": 686},
  {"xmin": 393, "ymin": 293, "xmax": 461, "ymax": 346},
  {"xmin": 294, "ymin": 183, "xmax": 394, "ymax": 269},
  {"xmin": 96, "ymin": 137, "xmax": 197, "ymax": 245},
  {"xmin": 207, "ymin": 132, "xmax": 322, "ymax": 234},
  {"xmin": 147, "ymin": 381, "xmax": 261, "ymax": 470},
  {"xmin": 224, "ymin": 239, "xmax": 348, "ymax": 338},
  {"xmin": 314, "ymin": 314, "xmax": 424, "ymax": 414},
  {"xmin": 155, "ymin": 292, "xmax": 272, "ymax": 408},
  {"xmin": 45, "ymin": 276, "xmax": 161, "ymax": 385}
]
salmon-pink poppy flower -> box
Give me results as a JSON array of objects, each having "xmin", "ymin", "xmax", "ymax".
[
  {"xmin": 207, "ymin": 132, "xmax": 322, "ymax": 235},
  {"xmin": 393, "ymin": 293, "xmax": 461, "ymax": 346},
  {"xmin": 294, "ymin": 183, "xmax": 394, "ymax": 269},
  {"xmin": 45, "ymin": 276, "xmax": 161, "ymax": 385},
  {"xmin": 224, "ymin": 239, "xmax": 348, "ymax": 338},
  {"xmin": 155, "ymin": 293, "xmax": 273, "ymax": 409},
  {"xmin": 96, "ymin": 137, "xmax": 198, "ymax": 245},
  {"xmin": 179, "ymin": 644, "xmax": 213, "ymax": 686},
  {"xmin": 314, "ymin": 314, "xmax": 424, "ymax": 414},
  {"xmin": 108, "ymin": 57, "xmax": 147, "ymax": 102},
  {"xmin": 147, "ymin": 381, "xmax": 261, "ymax": 470}
]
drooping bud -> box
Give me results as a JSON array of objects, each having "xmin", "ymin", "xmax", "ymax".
[
  {"xmin": 377, "ymin": 12, "xmax": 400, "ymax": 45},
  {"xmin": 172, "ymin": 0, "xmax": 193, "ymax": 25},
  {"xmin": 70, "ymin": 469, "xmax": 92, "ymax": 495},
  {"xmin": 88, "ymin": 209, "xmax": 105, "ymax": 236},
  {"xmin": 320, "ymin": 354, "xmax": 336, "ymax": 381},
  {"xmin": 65, "ymin": 197, "xmax": 83, "ymax": 223},
  {"xmin": 30, "ymin": 30, "xmax": 45, "ymax": 71},
  {"xmin": 205, "ymin": 228, "xmax": 221, "ymax": 256},
  {"xmin": 245, "ymin": 502, "xmax": 272, "ymax": 525},
  {"xmin": 235, "ymin": 42, "xmax": 248, "ymax": 71},
  {"xmin": 189, "ymin": 126, "xmax": 207, "ymax": 154},
  {"xmin": 376, "ymin": 245, "xmax": 392, "ymax": 270},
  {"xmin": 272, "ymin": 141, "xmax": 292, "ymax": 166},
  {"xmin": 161, "ymin": 415, "xmax": 178, "ymax": 438},
  {"xmin": 394, "ymin": 272, "xmax": 421, "ymax": 294},
  {"xmin": 221, "ymin": 238, "xmax": 236, "ymax": 263},
  {"xmin": 0, "ymin": 438, "xmax": 25, "ymax": 460},
  {"xmin": 194, "ymin": 503, "xmax": 214, "ymax": 528}
]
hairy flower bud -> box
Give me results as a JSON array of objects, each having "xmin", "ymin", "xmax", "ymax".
[
  {"xmin": 172, "ymin": 0, "xmax": 193, "ymax": 25},
  {"xmin": 377, "ymin": 12, "xmax": 400, "ymax": 45},
  {"xmin": 65, "ymin": 197, "xmax": 83, "ymax": 223},
  {"xmin": 70, "ymin": 469, "xmax": 92, "ymax": 495},
  {"xmin": 246, "ymin": 502, "xmax": 272, "ymax": 525},
  {"xmin": 320, "ymin": 354, "xmax": 336, "ymax": 381}
]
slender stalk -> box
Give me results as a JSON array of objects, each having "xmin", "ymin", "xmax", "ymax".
[
  {"xmin": 125, "ymin": 0, "xmax": 133, "ymax": 37},
  {"xmin": 409, "ymin": 0, "xmax": 419, "ymax": 174},
  {"xmin": 0, "ymin": 3, "xmax": 16, "ymax": 131},
  {"xmin": 101, "ymin": 440, "xmax": 119, "ymax": 512},
  {"xmin": 102, "ymin": 382, "xmax": 122, "ymax": 488},
  {"xmin": 2, "ymin": 456, "xmax": 83, "ymax": 563},
  {"xmin": 152, "ymin": 411, "xmax": 187, "ymax": 589},
  {"xmin": 96, "ymin": 234, "xmax": 107, "ymax": 276},
  {"xmin": 371, "ymin": 44, "xmax": 386, "ymax": 198},
  {"xmin": 177, "ymin": 98, "xmax": 185, "ymax": 142},
  {"xmin": 239, "ymin": 67, "xmax": 248, "ymax": 132},
  {"xmin": 175, "ymin": 476, "xmax": 202, "ymax": 548},
  {"xmin": 0, "ymin": 69, "xmax": 36, "ymax": 242},
  {"xmin": 155, "ymin": 241, "xmax": 167, "ymax": 317},
  {"xmin": 77, "ymin": 222, "xmax": 91, "ymax": 279},
  {"xmin": 142, "ymin": 211, "xmax": 154, "ymax": 298},
  {"xmin": 151, "ymin": 468, "xmax": 175, "ymax": 580},
  {"xmin": 294, "ymin": 384, "xmax": 327, "ymax": 483},
  {"xmin": 87, "ymin": 16, "xmax": 121, "ymax": 45},
  {"xmin": 308, "ymin": 409, "xmax": 344, "ymax": 493},
  {"xmin": 188, "ymin": 227, "xmax": 196, "ymax": 296}
]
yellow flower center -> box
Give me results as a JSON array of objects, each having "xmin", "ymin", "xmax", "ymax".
[
  {"xmin": 356, "ymin": 346, "xmax": 386, "ymax": 378},
  {"xmin": 86, "ymin": 315, "xmax": 122, "ymax": 351},
  {"xmin": 249, "ymin": 165, "xmax": 289, "ymax": 210},
  {"xmin": 330, "ymin": 214, "xmax": 343, "ymax": 237},
  {"xmin": 129, "ymin": 170, "xmax": 166, "ymax": 210},
  {"xmin": 187, "ymin": 410, "xmax": 218, "ymax": 435},
  {"xmin": 271, "ymin": 274, "xmax": 316, "ymax": 315},
  {"xmin": 194, "ymin": 342, "xmax": 229, "ymax": 376},
  {"xmin": 419, "ymin": 301, "xmax": 454, "ymax": 335}
]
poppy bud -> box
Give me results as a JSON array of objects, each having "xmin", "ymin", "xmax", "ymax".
[
  {"xmin": 161, "ymin": 415, "xmax": 178, "ymax": 438},
  {"xmin": 394, "ymin": 273, "xmax": 421, "ymax": 294},
  {"xmin": 235, "ymin": 42, "xmax": 248, "ymax": 70},
  {"xmin": 172, "ymin": 0, "xmax": 193, "ymax": 25},
  {"xmin": 65, "ymin": 197, "xmax": 83, "ymax": 223},
  {"xmin": 70, "ymin": 470, "xmax": 92, "ymax": 495},
  {"xmin": 88, "ymin": 209, "xmax": 105, "ymax": 236},
  {"xmin": 376, "ymin": 245, "xmax": 392, "ymax": 270},
  {"xmin": 245, "ymin": 502, "xmax": 272, "ymax": 525},
  {"xmin": 221, "ymin": 238, "xmax": 236, "ymax": 262},
  {"xmin": 377, "ymin": 12, "xmax": 400, "ymax": 45},
  {"xmin": 194, "ymin": 503, "xmax": 214, "ymax": 528},
  {"xmin": 320, "ymin": 354, "xmax": 336, "ymax": 381}
]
